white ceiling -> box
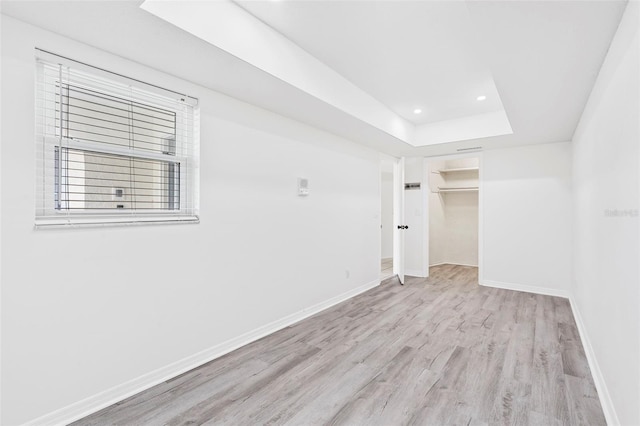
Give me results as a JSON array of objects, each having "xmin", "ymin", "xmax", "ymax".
[
  {"xmin": 236, "ymin": 0, "xmax": 505, "ymax": 125},
  {"xmin": 0, "ymin": 0, "xmax": 628, "ymax": 156}
]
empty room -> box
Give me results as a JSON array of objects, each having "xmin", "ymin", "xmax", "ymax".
[{"xmin": 1, "ymin": 0, "xmax": 638, "ymax": 425}]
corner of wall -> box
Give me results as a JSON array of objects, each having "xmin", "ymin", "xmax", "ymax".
[
  {"xmin": 569, "ymin": 1, "xmax": 639, "ymax": 424},
  {"xmin": 479, "ymin": 280, "xmax": 570, "ymax": 299},
  {"xmin": 568, "ymin": 296, "xmax": 621, "ymax": 426}
]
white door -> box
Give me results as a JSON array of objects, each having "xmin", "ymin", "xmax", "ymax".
[{"xmin": 393, "ymin": 158, "xmax": 406, "ymax": 284}]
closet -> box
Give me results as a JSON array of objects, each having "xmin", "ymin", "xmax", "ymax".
[{"xmin": 428, "ymin": 157, "xmax": 479, "ymax": 268}]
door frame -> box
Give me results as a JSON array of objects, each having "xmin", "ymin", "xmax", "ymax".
[
  {"xmin": 379, "ymin": 154, "xmax": 407, "ymax": 284},
  {"xmin": 423, "ymin": 152, "xmax": 484, "ymax": 283},
  {"xmin": 393, "ymin": 157, "xmax": 405, "ymax": 284},
  {"xmin": 379, "ymin": 155, "xmax": 396, "ymax": 282}
]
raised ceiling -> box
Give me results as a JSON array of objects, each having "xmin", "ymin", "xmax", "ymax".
[
  {"xmin": 0, "ymin": 0, "xmax": 628, "ymax": 156},
  {"xmin": 236, "ymin": 0, "xmax": 505, "ymax": 126}
]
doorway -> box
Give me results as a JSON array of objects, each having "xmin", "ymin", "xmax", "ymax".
[
  {"xmin": 427, "ymin": 155, "xmax": 480, "ymax": 276},
  {"xmin": 380, "ymin": 159, "xmax": 395, "ymax": 281}
]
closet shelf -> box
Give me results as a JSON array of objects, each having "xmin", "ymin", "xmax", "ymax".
[
  {"xmin": 433, "ymin": 186, "xmax": 479, "ymax": 193},
  {"xmin": 433, "ymin": 167, "xmax": 479, "ymax": 174}
]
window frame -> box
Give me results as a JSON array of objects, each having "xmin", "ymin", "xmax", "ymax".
[{"xmin": 35, "ymin": 52, "xmax": 200, "ymax": 228}]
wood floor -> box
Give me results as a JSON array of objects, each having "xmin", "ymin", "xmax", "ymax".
[
  {"xmin": 381, "ymin": 257, "xmax": 394, "ymax": 281},
  {"xmin": 74, "ymin": 265, "xmax": 605, "ymax": 426}
]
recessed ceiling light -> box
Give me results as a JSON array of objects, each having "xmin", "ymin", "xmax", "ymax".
[
  {"xmin": 413, "ymin": 108, "xmax": 422, "ymax": 114},
  {"xmin": 476, "ymin": 95, "xmax": 487, "ymax": 101}
]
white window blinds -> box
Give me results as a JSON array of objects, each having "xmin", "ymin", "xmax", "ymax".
[{"xmin": 35, "ymin": 55, "xmax": 199, "ymax": 227}]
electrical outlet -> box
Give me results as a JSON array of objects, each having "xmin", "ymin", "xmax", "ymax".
[{"xmin": 345, "ymin": 269, "xmax": 350, "ymax": 279}]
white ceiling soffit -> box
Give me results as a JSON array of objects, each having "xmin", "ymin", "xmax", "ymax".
[
  {"xmin": 234, "ymin": 0, "xmax": 506, "ymax": 126},
  {"xmin": 140, "ymin": 0, "xmax": 415, "ymax": 145},
  {"xmin": 464, "ymin": 0, "xmax": 627, "ymax": 148},
  {"xmin": 0, "ymin": 1, "xmax": 413, "ymax": 155},
  {"xmin": 1, "ymin": 1, "xmax": 626, "ymax": 156},
  {"xmin": 140, "ymin": 0, "xmax": 513, "ymax": 147}
]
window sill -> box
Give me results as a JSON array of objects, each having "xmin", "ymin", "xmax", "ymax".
[{"xmin": 34, "ymin": 214, "xmax": 199, "ymax": 229}]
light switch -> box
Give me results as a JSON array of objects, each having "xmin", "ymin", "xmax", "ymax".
[{"xmin": 298, "ymin": 178, "xmax": 309, "ymax": 196}]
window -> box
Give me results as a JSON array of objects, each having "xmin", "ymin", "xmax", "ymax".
[{"xmin": 35, "ymin": 53, "xmax": 199, "ymax": 227}]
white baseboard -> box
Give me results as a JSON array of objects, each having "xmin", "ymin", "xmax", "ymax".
[
  {"xmin": 25, "ymin": 277, "xmax": 619, "ymax": 426},
  {"xmin": 480, "ymin": 279, "xmax": 570, "ymax": 299},
  {"xmin": 429, "ymin": 262, "xmax": 479, "ymax": 268},
  {"xmin": 568, "ymin": 297, "xmax": 619, "ymax": 426},
  {"xmin": 23, "ymin": 278, "xmax": 381, "ymax": 426},
  {"xmin": 404, "ymin": 269, "xmax": 427, "ymax": 278}
]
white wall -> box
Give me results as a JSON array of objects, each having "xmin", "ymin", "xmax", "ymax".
[
  {"xmin": 444, "ymin": 159, "xmax": 479, "ymax": 266},
  {"xmin": 428, "ymin": 158, "xmax": 479, "ymax": 267},
  {"xmin": 572, "ymin": 1, "xmax": 640, "ymax": 424},
  {"xmin": 0, "ymin": 16, "xmax": 381, "ymax": 425},
  {"xmin": 482, "ymin": 142, "xmax": 573, "ymax": 294},
  {"xmin": 417, "ymin": 146, "xmax": 571, "ymax": 288},
  {"xmin": 428, "ymin": 160, "xmax": 446, "ymax": 266},
  {"xmin": 381, "ymin": 171, "xmax": 394, "ymax": 259},
  {"xmin": 443, "ymin": 192, "xmax": 479, "ymax": 266}
]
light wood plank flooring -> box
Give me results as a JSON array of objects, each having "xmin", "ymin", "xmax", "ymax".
[
  {"xmin": 74, "ymin": 265, "xmax": 605, "ymax": 425},
  {"xmin": 381, "ymin": 257, "xmax": 394, "ymax": 281}
]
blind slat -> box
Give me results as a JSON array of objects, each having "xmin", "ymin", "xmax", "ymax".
[{"xmin": 36, "ymin": 57, "xmax": 198, "ymax": 225}]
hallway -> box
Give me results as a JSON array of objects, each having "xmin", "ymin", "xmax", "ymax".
[{"xmin": 380, "ymin": 257, "xmax": 393, "ymax": 281}]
